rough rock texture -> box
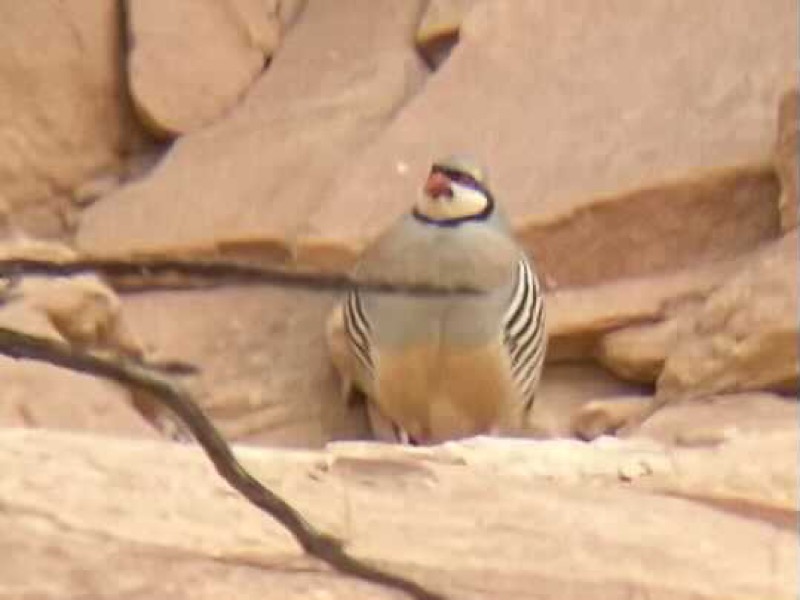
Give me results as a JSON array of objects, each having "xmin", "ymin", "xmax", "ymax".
[
  {"xmin": 514, "ymin": 169, "xmax": 779, "ymax": 288},
  {"xmin": 0, "ymin": 0, "xmax": 141, "ymax": 239},
  {"xmin": 121, "ymin": 286, "xmax": 369, "ymax": 447},
  {"xmin": 0, "ymin": 356, "xmax": 155, "ymax": 437},
  {"xmin": 596, "ymin": 318, "xmax": 681, "ymax": 383},
  {"xmin": 78, "ymin": 0, "xmax": 427, "ymax": 260},
  {"xmin": 0, "ymin": 274, "xmax": 152, "ymax": 436},
  {"xmin": 636, "ymin": 392, "xmax": 798, "ymax": 446},
  {"xmin": 775, "ymin": 88, "xmax": 799, "ymax": 231},
  {"xmin": 0, "ymin": 430, "xmax": 795, "ymax": 600},
  {"xmin": 10, "ymin": 275, "xmax": 142, "ymax": 355},
  {"xmin": 657, "ymin": 231, "xmax": 799, "ymax": 400},
  {"xmin": 75, "ymin": 0, "xmax": 794, "ymax": 286},
  {"xmin": 415, "ymin": 0, "xmax": 477, "ymax": 68},
  {"xmin": 570, "ymin": 389, "xmax": 799, "ymax": 445},
  {"xmin": 278, "ymin": 0, "xmax": 307, "ymax": 28},
  {"xmin": 303, "ymin": 0, "xmax": 793, "ymax": 285},
  {"xmin": 0, "ymin": 235, "xmax": 78, "ymax": 262},
  {"xmin": 569, "ymin": 396, "xmax": 656, "ymax": 441},
  {"xmin": 127, "ymin": 0, "xmax": 281, "ymax": 137},
  {"xmin": 527, "ymin": 363, "xmax": 650, "ymax": 438},
  {"xmin": 546, "ymin": 257, "xmax": 744, "ymax": 362}
]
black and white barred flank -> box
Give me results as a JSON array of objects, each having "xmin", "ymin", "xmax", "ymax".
[
  {"xmin": 343, "ymin": 256, "xmax": 546, "ymax": 411},
  {"xmin": 342, "ymin": 288, "xmax": 373, "ymax": 374},
  {"xmin": 502, "ymin": 257, "xmax": 547, "ymax": 411}
]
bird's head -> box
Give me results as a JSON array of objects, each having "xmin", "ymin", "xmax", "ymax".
[{"xmin": 413, "ymin": 155, "xmax": 494, "ymax": 226}]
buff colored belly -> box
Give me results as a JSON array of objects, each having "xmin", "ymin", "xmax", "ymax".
[{"xmin": 374, "ymin": 341, "xmax": 518, "ymax": 443}]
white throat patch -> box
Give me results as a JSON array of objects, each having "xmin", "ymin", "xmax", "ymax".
[{"xmin": 415, "ymin": 182, "xmax": 489, "ymax": 222}]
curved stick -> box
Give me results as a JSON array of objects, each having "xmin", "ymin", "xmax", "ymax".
[{"xmin": 0, "ymin": 327, "xmax": 447, "ymax": 600}]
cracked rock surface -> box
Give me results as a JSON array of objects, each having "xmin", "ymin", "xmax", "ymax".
[{"xmin": 0, "ymin": 430, "xmax": 796, "ymax": 599}]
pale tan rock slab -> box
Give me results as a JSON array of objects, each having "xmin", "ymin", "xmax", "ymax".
[
  {"xmin": 0, "ymin": 0, "xmax": 141, "ymax": 238},
  {"xmin": 527, "ymin": 363, "xmax": 650, "ymax": 438},
  {"xmin": 303, "ymin": 0, "xmax": 794, "ymax": 285},
  {"xmin": 774, "ymin": 88, "xmax": 799, "ymax": 231},
  {"xmin": 0, "ymin": 430, "xmax": 796, "ymax": 600},
  {"xmin": 636, "ymin": 392, "xmax": 798, "ymax": 446},
  {"xmin": 0, "ymin": 251, "xmax": 156, "ymax": 436},
  {"xmin": 416, "ymin": 0, "xmax": 475, "ymax": 44},
  {"xmin": 278, "ymin": 0, "xmax": 307, "ymax": 28},
  {"xmin": 10, "ymin": 274, "xmax": 142, "ymax": 355},
  {"xmin": 657, "ymin": 231, "xmax": 800, "ymax": 399},
  {"xmin": 0, "ymin": 357, "xmax": 155, "ymax": 437},
  {"xmin": 127, "ymin": 0, "xmax": 281, "ymax": 137},
  {"xmin": 120, "ymin": 286, "xmax": 369, "ymax": 447},
  {"xmin": 78, "ymin": 0, "xmax": 427, "ymax": 259},
  {"xmin": 0, "ymin": 301, "xmax": 152, "ymax": 437},
  {"xmin": 546, "ymin": 257, "xmax": 744, "ymax": 361},
  {"xmin": 415, "ymin": 0, "xmax": 478, "ymax": 68},
  {"xmin": 597, "ymin": 317, "xmax": 680, "ymax": 383},
  {"xmin": 569, "ymin": 397, "xmax": 656, "ymax": 441}
]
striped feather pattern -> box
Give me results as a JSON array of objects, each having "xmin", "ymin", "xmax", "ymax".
[
  {"xmin": 342, "ymin": 257, "xmax": 547, "ymax": 414},
  {"xmin": 342, "ymin": 289, "xmax": 374, "ymax": 374},
  {"xmin": 502, "ymin": 258, "xmax": 547, "ymax": 411}
]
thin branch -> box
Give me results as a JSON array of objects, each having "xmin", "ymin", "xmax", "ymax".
[
  {"xmin": 0, "ymin": 326, "xmax": 447, "ymax": 600},
  {"xmin": 0, "ymin": 258, "xmax": 480, "ymax": 296}
]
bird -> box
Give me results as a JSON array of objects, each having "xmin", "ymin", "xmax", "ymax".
[{"xmin": 326, "ymin": 155, "xmax": 547, "ymax": 445}]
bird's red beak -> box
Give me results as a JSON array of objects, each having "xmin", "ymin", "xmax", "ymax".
[{"xmin": 424, "ymin": 170, "xmax": 453, "ymax": 199}]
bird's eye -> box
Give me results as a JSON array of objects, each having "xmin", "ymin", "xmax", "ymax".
[{"xmin": 446, "ymin": 170, "xmax": 477, "ymax": 188}]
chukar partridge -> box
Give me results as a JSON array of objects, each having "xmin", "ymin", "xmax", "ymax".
[{"xmin": 328, "ymin": 155, "xmax": 546, "ymax": 444}]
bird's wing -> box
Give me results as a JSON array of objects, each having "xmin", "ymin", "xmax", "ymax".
[{"xmin": 501, "ymin": 257, "xmax": 547, "ymax": 411}]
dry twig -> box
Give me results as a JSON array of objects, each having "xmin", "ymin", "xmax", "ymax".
[
  {"xmin": 0, "ymin": 257, "xmax": 479, "ymax": 295},
  {"xmin": 0, "ymin": 326, "xmax": 447, "ymax": 600}
]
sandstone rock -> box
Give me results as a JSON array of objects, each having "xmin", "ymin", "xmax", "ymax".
[
  {"xmin": 3, "ymin": 194, "xmax": 79, "ymax": 241},
  {"xmin": 278, "ymin": 0, "xmax": 307, "ymax": 29},
  {"xmin": 0, "ymin": 0, "xmax": 142, "ymax": 239},
  {"xmin": 1, "ymin": 430, "xmax": 796, "ymax": 599},
  {"xmin": 0, "ymin": 237, "xmax": 77, "ymax": 262},
  {"xmin": 121, "ymin": 286, "xmax": 370, "ymax": 447},
  {"xmin": 302, "ymin": 0, "xmax": 792, "ymax": 285},
  {"xmin": 78, "ymin": 0, "xmax": 427, "ymax": 260},
  {"xmin": 596, "ymin": 318, "xmax": 680, "ymax": 383},
  {"xmin": 657, "ymin": 231, "xmax": 799, "ymax": 400},
  {"xmin": 636, "ymin": 392, "xmax": 798, "ymax": 446},
  {"xmin": 775, "ymin": 88, "xmax": 798, "ymax": 231},
  {"xmin": 642, "ymin": 431, "xmax": 798, "ymax": 517},
  {"xmin": 414, "ymin": 433, "xmax": 797, "ymax": 512},
  {"xmin": 0, "ymin": 356, "xmax": 155, "ymax": 437},
  {"xmin": 11, "ymin": 275, "xmax": 142, "ymax": 357},
  {"xmin": 527, "ymin": 363, "xmax": 650, "ymax": 438},
  {"xmin": 0, "ymin": 197, "xmax": 10, "ymax": 239},
  {"xmin": 0, "ymin": 297, "xmax": 153, "ymax": 436},
  {"xmin": 569, "ymin": 397, "xmax": 655, "ymax": 441},
  {"xmin": 72, "ymin": 172, "xmax": 123, "ymax": 207},
  {"xmin": 0, "ymin": 238, "xmax": 141, "ymax": 355},
  {"xmin": 516, "ymin": 168, "xmax": 779, "ymax": 288},
  {"xmin": 546, "ymin": 257, "xmax": 743, "ymax": 361},
  {"xmin": 0, "ymin": 257, "xmax": 155, "ymax": 436},
  {"xmin": 127, "ymin": 0, "xmax": 281, "ymax": 137},
  {"xmin": 415, "ymin": 0, "xmax": 477, "ymax": 68}
]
